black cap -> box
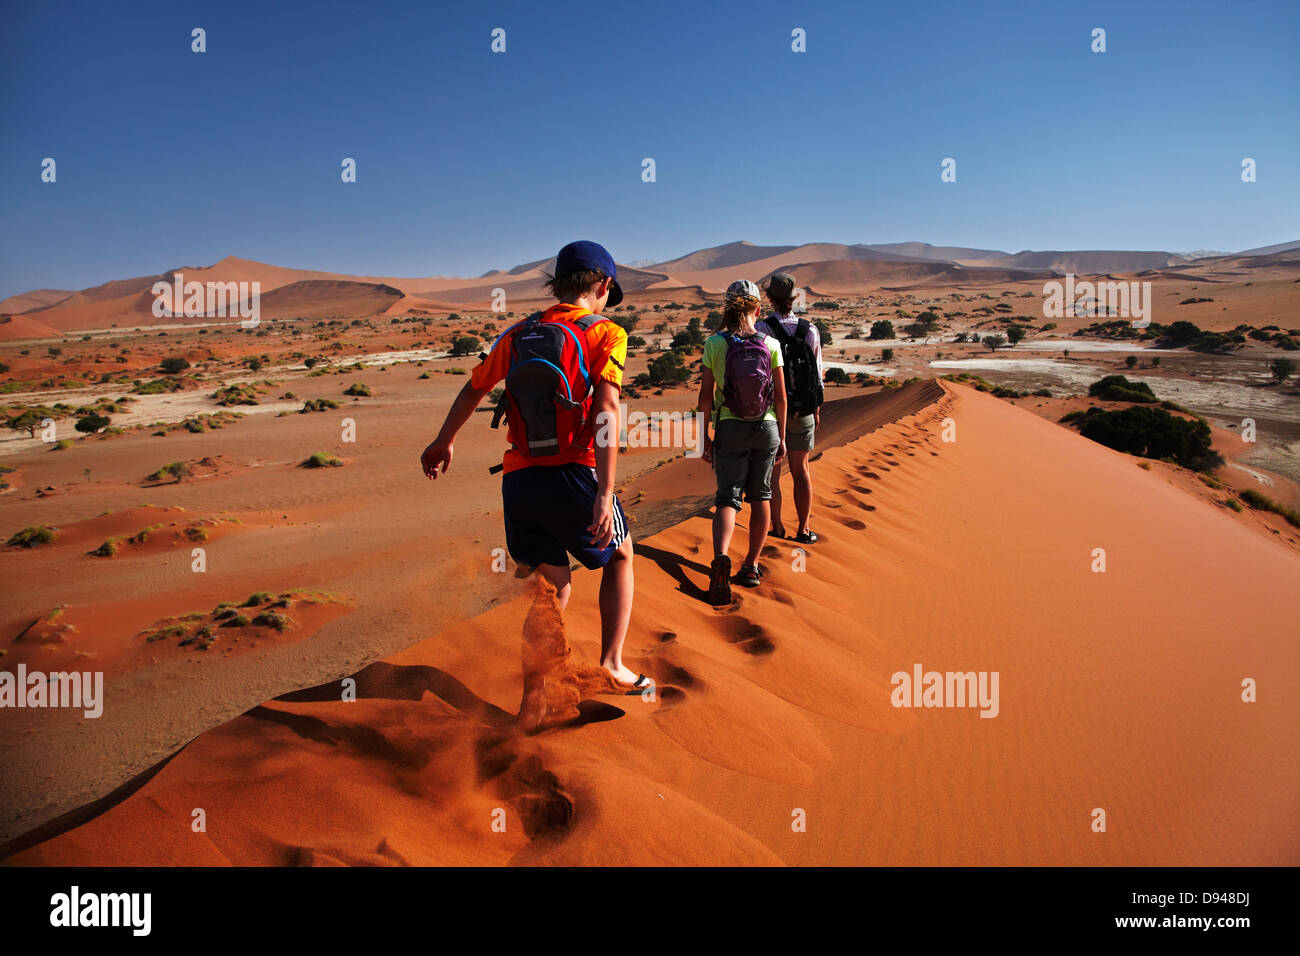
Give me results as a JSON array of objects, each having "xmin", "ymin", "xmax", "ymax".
[{"xmin": 763, "ymin": 272, "xmax": 797, "ymax": 299}]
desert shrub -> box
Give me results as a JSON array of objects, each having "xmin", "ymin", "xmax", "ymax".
[
  {"xmin": 670, "ymin": 317, "xmax": 707, "ymax": 352},
  {"xmin": 869, "ymin": 320, "xmax": 894, "ymax": 340},
  {"xmin": 1088, "ymin": 375, "xmax": 1158, "ymax": 403},
  {"xmin": 303, "ymin": 452, "xmax": 343, "ymax": 468},
  {"xmin": 627, "ymin": 335, "xmax": 646, "ymax": 348},
  {"xmin": 300, "ymin": 398, "xmax": 339, "ymax": 413},
  {"xmin": 1270, "ymin": 358, "xmax": 1295, "ymax": 384},
  {"xmin": 645, "ymin": 352, "xmax": 691, "ymax": 386},
  {"xmin": 984, "ymin": 334, "xmax": 1006, "ymax": 351},
  {"xmin": 75, "ymin": 412, "xmax": 110, "ymax": 433},
  {"xmin": 343, "ymin": 383, "xmax": 372, "ymax": 397},
  {"xmin": 242, "ymin": 592, "xmax": 273, "ymax": 607},
  {"xmin": 824, "ymin": 367, "xmax": 851, "ymax": 385},
  {"xmin": 213, "ymin": 384, "xmax": 259, "ymax": 406},
  {"xmin": 160, "ymin": 357, "xmax": 190, "ymax": 374},
  {"xmin": 1239, "ymin": 489, "xmax": 1300, "ymax": 528},
  {"xmin": 251, "ymin": 611, "xmax": 290, "ymax": 632},
  {"xmin": 450, "ymin": 335, "xmax": 480, "ymax": 356},
  {"xmin": 147, "ymin": 461, "xmax": 189, "ymax": 483},
  {"xmin": 1077, "ymin": 406, "xmax": 1223, "ymax": 471},
  {"xmin": 7, "ymin": 525, "xmax": 56, "ymax": 548},
  {"xmin": 881, "ymin": 348, "xmax": 895, "ymax": 361}
]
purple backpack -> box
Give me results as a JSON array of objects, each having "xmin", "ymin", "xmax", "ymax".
[{"xmin": 721, "ymin": 331, "xmax": 774, "ymax": 419}]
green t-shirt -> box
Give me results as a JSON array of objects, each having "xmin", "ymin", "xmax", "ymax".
[{"xmin": 702, "ymin": 331, "xmax": 783, "ymax": 423}]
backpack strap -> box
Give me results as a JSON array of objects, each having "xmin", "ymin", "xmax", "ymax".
[
  {"xmin": 794, "ymin": 318, "xmax": 810, "ymax": 342},
  {"xmin": 764, "ymin": 316, "xmax": 794, "ymax": 348},
  {"xmin": 486, "ymin": 311, "xmax": 543, "ymax": 352}
]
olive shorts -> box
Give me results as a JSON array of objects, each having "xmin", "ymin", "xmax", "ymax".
[
  {"xmin": 785, "ymin": 413, "xmax": 816, "ymax": 452},
  {"xmin": 712, "ymin": 418, "xmax": 780, "ymax": 512}
]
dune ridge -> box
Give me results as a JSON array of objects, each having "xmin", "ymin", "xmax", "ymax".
[{"xmin": 6, "ymin": 380, "xmax": 1298, "ymax": 865}]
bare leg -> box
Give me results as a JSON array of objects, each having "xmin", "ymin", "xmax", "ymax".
[
  {"xmin": 598, "ymin": 536, "xmax": 638, "ymax": 683},
  {"xmin": 744, "ymin": 500, "xmax": 770, "ymax": 567},
  {"xmin": 788, "ymin": 449, "xmax": 813, "ymax": 535},
  {"xmin": 769, "ymin": 459, "xmax": 787, "ymax": 537},
  {"xmin": 713, "ymin": 504, "xmax": 738, "ymax": 558},
  {"xmin": 536, "ymin": 562, "xmax": 572, "ymax": 610}
]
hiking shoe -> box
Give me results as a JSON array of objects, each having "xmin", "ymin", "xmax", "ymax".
[
  {"xmin": 708, "ymin": 555, "xmax": 732, "ymax": 606},
  {"xmin": 736, "ymin": 564, "xmax": 762, "ymax": 588}
]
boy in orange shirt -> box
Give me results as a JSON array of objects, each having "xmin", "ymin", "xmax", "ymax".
[{"xmin": 420, "ymin": 241, "xmax": 641, "ymax": 688}]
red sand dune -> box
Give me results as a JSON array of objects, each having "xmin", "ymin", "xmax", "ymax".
[
  {"xmin": 8, "ymin": 380, "xmax": 1297, "ymax": 866},
  {"xmin": 0, "ymin": 313, "xmax": 64, "ymax": 342}
]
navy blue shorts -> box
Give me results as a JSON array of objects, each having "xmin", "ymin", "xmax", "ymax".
[{"xmin": 501, "ymin": 463, "xmax": 629, "ymax": 570}]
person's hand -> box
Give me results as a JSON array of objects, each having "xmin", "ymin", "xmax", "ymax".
[
  {"xmin": 775, "ymin": 440, "xmax": 787, "ymax": 464},
  {"xmin": 589, "ymin": 493, "xmax": 615, "ymax": 548},
  {"xmin": 702, "ymin": 435, "xmax": 714, "ymax": 464},
  {"xmin": 814, "ymin": 408, "xmax": 821, "ymax": 428},
  {"xmin": 421, "ymin": 439, "xmax": 452, "ymax": 479}
]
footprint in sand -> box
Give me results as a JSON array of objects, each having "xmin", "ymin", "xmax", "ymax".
[
  {"xmin": 768, "ymin": 587, "xmax": 797, "ymax": 608},
  {"xmin": 837, "ymin": 517, "xmax": 868, "ymax": 530},
  {"xmin": 721, "ymin": 617, "xmax": 777, "ymax": 656}
]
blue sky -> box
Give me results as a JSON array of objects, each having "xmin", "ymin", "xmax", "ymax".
[{"xmin": 1, "ymin": 0, "xmax": 1297, "ymax": 298}]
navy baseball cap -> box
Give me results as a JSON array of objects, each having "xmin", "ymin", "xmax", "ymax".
[{"xmin": 555, "ymin": 240, "xmax": 623, "ymax": 308}]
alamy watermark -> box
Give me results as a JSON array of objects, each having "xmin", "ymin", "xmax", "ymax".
[
  {"xmin": 1043, "ymin": 274, "xmax": 1151, "ymax": 328},
  {"xmin": 152, "ymin": 274, "xmax": 261, "ymax": 328},
  {"xmin": 891, "ymin": 663, "xmax": 999, "ymax": 718},
  {"xmin": 0, "ymin": 665, "xmax": 103, "ymax": 718},
  {"xmin": 593, "ymin": 406, "xmax": 704, "ymax": 457}
]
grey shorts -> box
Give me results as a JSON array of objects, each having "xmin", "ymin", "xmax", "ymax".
[
  {"xmin": 785, "ymin": 413, "xmax": 816, "ymax": 452},
  {"xmin": 712, "ymin": 418, "xmax": 780, "ymax": 512}
]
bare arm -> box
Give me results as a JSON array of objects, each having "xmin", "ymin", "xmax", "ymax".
[
  {"xmin": 698, "ymin": 367, "xmax": 716, "ymax": 462},
  {"xmin": 589, "ymin": 378, "xmax": 621, "ymax": 545},
  {"xmin": 772, "ymin": 366, "xmax": 788, "ymax": 462},
  {"xmin": 420, "ymin": 380, "xmax": 493, "ymax": 479}
]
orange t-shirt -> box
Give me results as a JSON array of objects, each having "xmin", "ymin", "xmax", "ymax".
[{"xmin": 470, "ymin": 303, "xmax": 627, "ymax": 475}]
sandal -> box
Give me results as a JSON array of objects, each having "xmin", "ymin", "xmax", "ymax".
[
  {"xmin": 793, "ymin": 531, "xmax": 819, "ymax": 544},
  {"xmin": 736, "ymin": 564, "xmax": 762, "ymax": 588}
]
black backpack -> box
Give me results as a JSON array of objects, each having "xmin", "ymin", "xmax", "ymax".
[{"xmin": 762, "ymin": 316, "xmax": 823, "ymax": 415}]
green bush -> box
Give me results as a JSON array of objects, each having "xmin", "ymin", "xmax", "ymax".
[
  {"xmin": 1077, "ymin": 406, "xmax": 1223, "ymax": 471},
  {"xmin": 646, "ymin": 351, "xmax": 691, "ymax": 386},
  {"xmin": 343, "ymin": 382, "xmax": 372, "ymax": 397},
  {"xmin": 147, "ymin": 461, "xmax": 189, "ymax": 483},
  {"xmin": 869, "ymin": 320, "xmax": 894, "ymax": 340},
  {"xmin": 1239, "ymin": 489, "xmax": 1300, "ymax": 528},
  {"xmin": 1087, "ymin": 375, "xmax": 1158, "ymax": 403},
  {"xmin": 303, "ymin": 452, "xmax": 343, "ymax": 468},
  {"xmin": 7, "ymin": 525, "xmax": 56, "ymax": 548},
  {"xmin": 824, "ymin": 367, "xmax": 851, "ymax": 386},
  {"xmin": 75, "ymin": 412, "xmax": 110, "ymax": 433},
  {"xmin": 449, "ymin": 335, "xmax": 480, "ymax": 356},
  {"xmin": 160, "ymin": 357, "xmax": 190, "ymax": 374}
]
